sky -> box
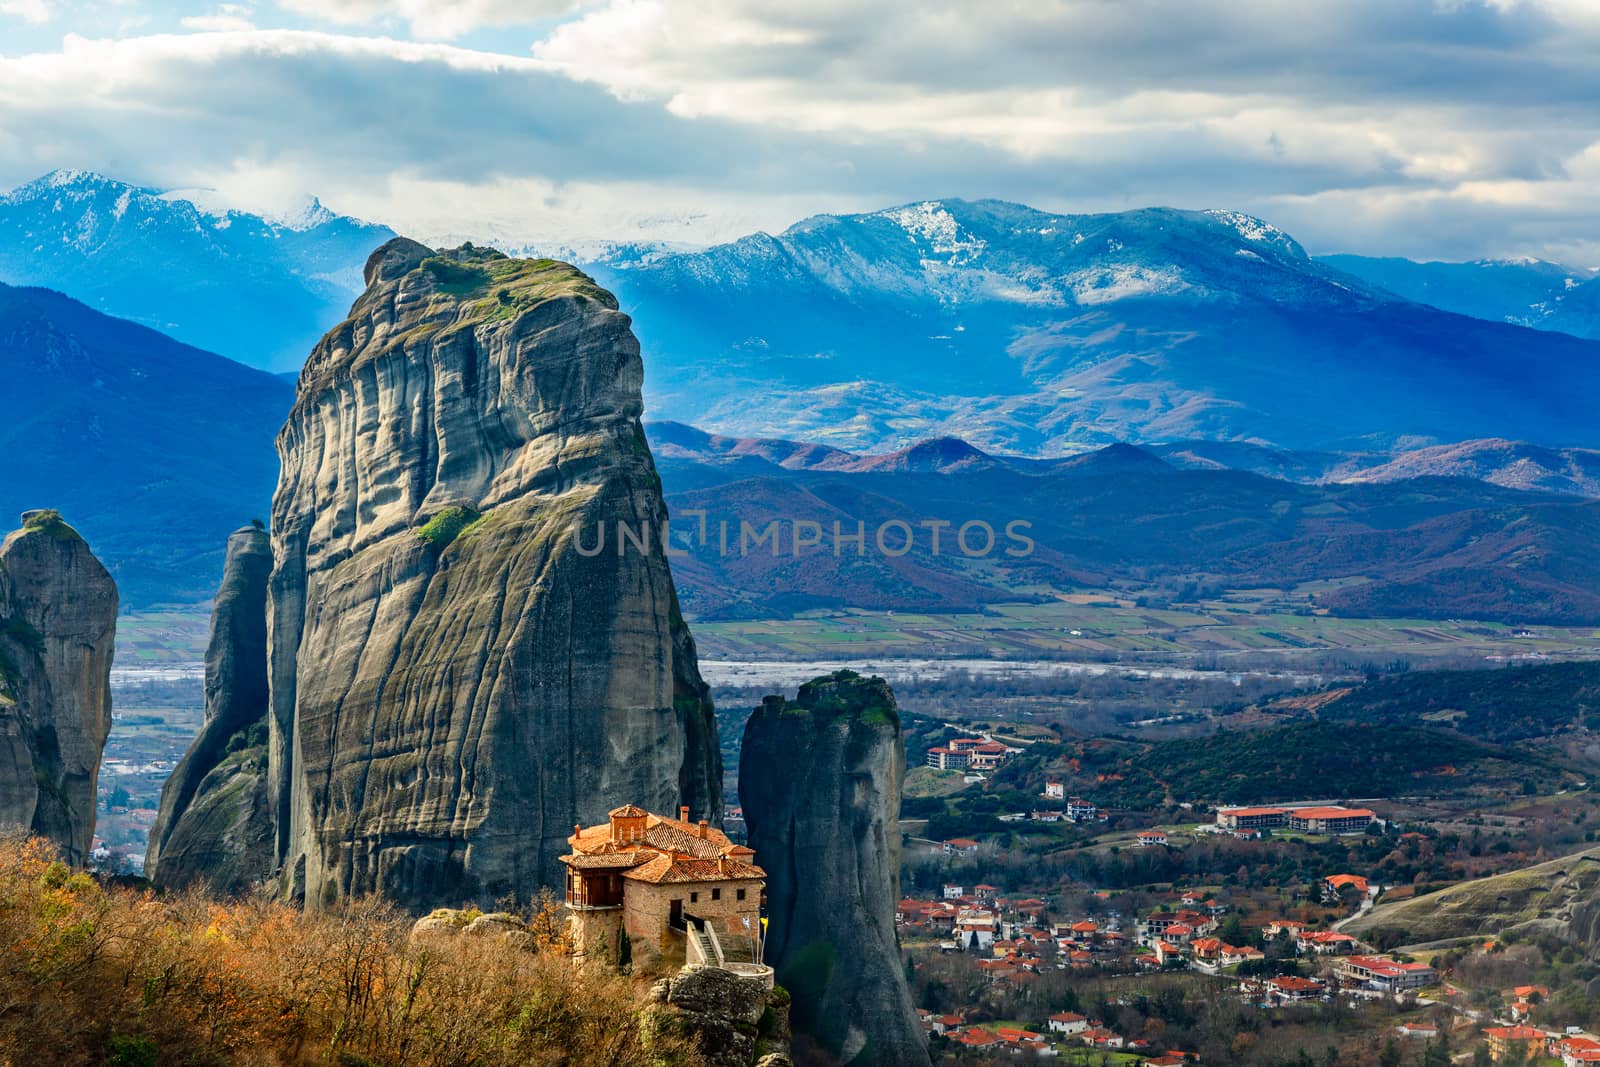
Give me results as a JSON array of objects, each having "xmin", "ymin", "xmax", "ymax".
[{"xmin": 3, "ymin": 0, "xmax": 1600, "ymax": 263}]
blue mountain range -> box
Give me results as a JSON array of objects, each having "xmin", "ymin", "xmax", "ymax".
[{"xmin": 0, "ymin": 170, "xmax": 393, "ymax": 373}]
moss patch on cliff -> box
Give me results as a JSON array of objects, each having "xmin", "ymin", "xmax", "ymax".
[{"xmin": 415, "ymin": 507, "xmax": 482, "ymax": 551}]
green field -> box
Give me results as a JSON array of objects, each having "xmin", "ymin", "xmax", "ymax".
[
  {"xmin": 113, "ymin": 609, "xmax": 210, "ymax": 664},
  {"xmin": 117, "ymin": 595, "xmax": 1600, "ymax": 669},
  {"xmin": 689, "ymin": 593, "xmax": 1600, "ymax": 662}
]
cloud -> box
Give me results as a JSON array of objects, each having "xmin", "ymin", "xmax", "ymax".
[
  {"xmin": 525, "ymin": 0, "xmax": 1600, "ymax": 259},
  {"xmin": 276, "ymin": 0, "xmax": 581, "ymax": 40},
  {"xmin": 181, "ymin": 6, "xmax": 256, "ymax": 32},
  {"xmin": 0, "ymin": 3, "xmax": 1598, "ymax": 261},
  {"xmin": 0, "ymin": 0, "xmax": 53, "ymax": 24},
  {"xmin": 0, "ymin": 29, "xmax": 923, "ymax": 242}
]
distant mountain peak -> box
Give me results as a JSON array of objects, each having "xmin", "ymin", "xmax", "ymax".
[
  {"xmin": 0, "ymin": 168, "xmax": 395, "ymax": 372},
  {"xmin": 877, "ymin": 200, "xmax": 989, "ymax": 263},
  {"xmin": 854, "ymin": 435, "xmax": 999, "ymax": 473},
  {"xmin": 2, "ymin": 169, "xmax": 144, "ymax": 203},
  {"xmin": 1201, "ymin": 209, "xmax": 1307, "ymax": 261}
]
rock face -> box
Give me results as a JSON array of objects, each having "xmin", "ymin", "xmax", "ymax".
[
  {"xmin": 147, "ymin": 525, "xmax": 274, "ymax": 893},
  {"xmin": 0, "ymin": 510, "xmax": 117, "ymax": 865},
  {"xmin": 739, "ymin": 671, "xmax": 928, "ymax": 1067},
  {"xmin": 268, "ymin": 239, "xmax": 720, "ymax": 910},
  {"xmin": 645, "ymin": 966, "xmax": 793, "ymax": 1067}
]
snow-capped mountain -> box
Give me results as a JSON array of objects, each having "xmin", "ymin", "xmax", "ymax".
[
  {"xmin": 589, "ymin": 199, "xmax": 1600, "ymax": 454},
  {"xmin": 1318, "ymin": 253, "xmax": 1598, "ymax": 336},
  {"xmin": 0, "ymin": 170, "xmax": 393, "ymax": 371}
]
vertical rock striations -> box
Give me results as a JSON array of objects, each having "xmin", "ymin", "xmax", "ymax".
[
  {"xmin": 147, "ymin": 524, "xmax": 274, "ymax": 893},
  {"xmin": 0, "ymin": 510, "xmax": 117, "ymax": 865},
  {"xmin": 269, "ymin": 239, "xmax": 719, "ymax": 910},
  {"xmin": 739, "ymin": 670, "xmax": 929, "ymax": 1067}
]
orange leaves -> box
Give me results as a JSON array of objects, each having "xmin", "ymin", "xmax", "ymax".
[{"xmin": 0, "ymin": 833, "xmax": 697, "ymax": 1066}]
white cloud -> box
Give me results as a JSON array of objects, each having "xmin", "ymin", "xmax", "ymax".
[
  {"xmin": 0, "ymin": 0, "xmax": 53, "ymax": 24},
  {"xmin": 1, "ymin": 2, "xmax": 1600, "ymax": 261},
  {"xmin": 181, "ymin": 6, "xmax": 256, "ymax": 32},
  {"xmin": 0, "ymin": 29, "xmax": 890, "ymax": 243},
  {"xmin": 277, "ymin": 0, "xmax": 581, "ymax": 40}
]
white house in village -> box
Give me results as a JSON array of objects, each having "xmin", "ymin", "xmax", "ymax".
[{"xmin": 1048, "ymin": 1012, "xmax": 1089, "ymax": 1035}]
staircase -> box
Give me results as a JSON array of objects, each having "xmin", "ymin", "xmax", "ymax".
[{"xmin": 685, "ymin": 915, "xmax": 726, "ymax": 968}]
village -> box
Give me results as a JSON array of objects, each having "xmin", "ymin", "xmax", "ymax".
[{"xmin": 888, "ymin": 765, "xmax": 1600, "ymax": 1066}]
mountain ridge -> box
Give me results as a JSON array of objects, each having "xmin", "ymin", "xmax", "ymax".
[
  {"xmin": 0, "ymin": 280, "xmax": 293, "ymax": 606},
  {"xmin": 592, "ymin": 198, "xmax": 1600, "ymax": 455},
  {"xmin": 0, "ymin": 169, "xmax": 393, "ymax": 372}
]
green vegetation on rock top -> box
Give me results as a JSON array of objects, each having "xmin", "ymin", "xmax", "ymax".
[
  {"xmin": 15, "ymin": 509, "xmax": 78, "ymax": 541},
  {"xmin": 782, "ymin": 669, "xmax": 900, "ymax": 727},
  {"xmin": 415, "ymin": 506, "xmax": 482, "ymax": 551},
  {"xmin": 414, "ymin": 245, "xmax": 612, "ymax": 321}
]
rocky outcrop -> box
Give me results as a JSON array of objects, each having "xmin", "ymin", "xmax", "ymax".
[
  {"xmin": 645, "ymin": 965, "xmax": 792, "ymax": 1067},
  {"xmin": 1348, "ymin": 845, "xmax": 1600, "ymax": 954},
  {"xmin": 739, "ymin": 671, "xmax": 928, "ymax": 1067},
  {"xmin": 147, "ymin": 524, "xmax": 274, "ymax": 893},
  {"xmin": 410, "ymin": 908, "xmax": 538, "ymax": 951},
  {"xmin": 0, "ymin": 510, "xmax": 117, "ymax": 865},
  {"xmin": 268, "ymin": 239, "xmax": 720, "ymax": 910}
]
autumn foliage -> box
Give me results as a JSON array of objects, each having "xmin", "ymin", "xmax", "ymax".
[{"xmin": 0, "ymin": 836, "xmax": 697, "ymax": 1065}]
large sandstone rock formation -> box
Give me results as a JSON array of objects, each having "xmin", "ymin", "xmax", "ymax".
[
  {"xmin": 147, "ymin": 524, "xmax": 274, "ymax": 893},
  {"xmin": 739, "ymin": 671, "xmax": 929, "ymax": 1067},
  {"xmin": 0, "ymin": 510, "xmax": 117, "ymax": 864},
  {"xmin": 269, "ymin": 239, "xmax": 720, "ymax": 910}
]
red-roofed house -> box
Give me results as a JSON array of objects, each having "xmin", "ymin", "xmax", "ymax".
[
  {"xmin": 1324, "ymin": 873, "xmax": 1371, "ymax": 899},
  {"xmin": 561, "ymin": 803, "xmax": 764, "ymax": 964},
  {"xmin": 1269, "ymin": 976, "xmax": 1327, "ymax": 1002},
  {"xmin": 1485, "ymin": 1026, "xmax": 1547, "ymax": 1062},
  {"xmin": 956, "ymin": 1027, "xmax": 1003, "ymax": 1049},
  {"xmin": 1300, "ymin": 930, "xmax": 1359, "ymax": 954},
  {"xmin": 1049, "ymin": 1011, "xmax": 1089, "ymax": 1035},
  {"xmin": 1338, "ymin": 955, "xmax": 1436, "ymax": 994}
]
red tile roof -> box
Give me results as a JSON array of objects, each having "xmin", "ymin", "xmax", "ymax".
[
  {"xmin": 1295, "ymin": 806, "xmax": 1376, "ymax": 820},
  {"xmin": 562, "ymin": 805, "xmax": 766, "ymax": 885}
]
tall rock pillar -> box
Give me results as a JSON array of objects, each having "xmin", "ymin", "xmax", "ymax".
[{"xmin": 740, "ymin": 670, "xmax": 929, "ymax": 1067}]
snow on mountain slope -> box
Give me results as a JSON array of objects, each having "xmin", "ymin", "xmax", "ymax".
[
  {"xmin": 0, "ymin": 170, "xmax": 394, "ymax": 371},
  {"xmin": 590, "ymin": 199, "xmax": 1600, "ymax": 455}
]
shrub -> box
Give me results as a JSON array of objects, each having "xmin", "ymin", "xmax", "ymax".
[
  {"xmin": 0, "ymin": 834, "xmax": 694, "ymax": 1065},
  {"xmin": 106, "ymin": 1035, "xmax": 158, "ymax": 1067}
]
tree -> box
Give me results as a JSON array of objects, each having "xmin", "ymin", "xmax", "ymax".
[
  {"xmin": 1379, "ymin": 1037, "xmax": 1403, "ymax": 1067},
  {"xmin": 1422, "ymin": 1030, "xmax": 1452, "ymax": 1067}
]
